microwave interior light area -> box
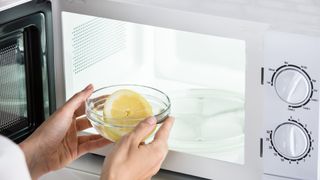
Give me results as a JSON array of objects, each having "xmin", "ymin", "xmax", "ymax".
[{"xmin": 62, "ymin": 12, "xmax": 246, "ymax": 165}]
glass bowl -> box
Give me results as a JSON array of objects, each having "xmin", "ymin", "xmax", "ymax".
[{"xmin": 86, "ymin": 84, "xmax": 171, "ymax": 142}]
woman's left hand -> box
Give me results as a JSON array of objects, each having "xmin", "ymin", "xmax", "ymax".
[{"xmin": 19, "ymin": 84, "xmax": 111, "ymax": 179}]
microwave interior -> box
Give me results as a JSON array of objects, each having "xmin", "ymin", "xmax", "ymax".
[{"xmin": 62, "ymin": 12, "xmax": 246, "ymax": 165}]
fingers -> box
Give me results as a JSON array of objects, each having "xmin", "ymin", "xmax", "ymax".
[
  {"xmin": 74, "ymin": 94, "xmax": 108, "ymax": 118},
  {"xmin": 76, "ymin": 118, "xmax": 92, "ymax": 131},
  {"xmin": 153, "ymin": 117, "xmax": 174, "ymax": 143},
  {"xmin": 129, "ymin": 117, "xmax": 157, "ymax": 146},
  {"xmin": 65, "ymin": 84, "xmax": 94, "ymax": 114},
  {"xmin": 146, "ymin": 117, "xmax": 174, "ymax": 161},
  {"xmin": 92, "ymin": 95, "xmax": 109, "ymax": 106},
  {"xmin": 78, "ymin": 134, "xmax": 103, "ymax": 144},
  {"xmin": 74, "ymin": 103, "xmax": 86, "ymax": 118},
  {"xmin": 78, "ymin": 137, "xmax": 111, "ymax": 156}
]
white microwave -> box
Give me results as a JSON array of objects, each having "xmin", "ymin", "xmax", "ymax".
[{"xmin": 2, "ymin": 0, "xmax": 320, "ymax": 179}]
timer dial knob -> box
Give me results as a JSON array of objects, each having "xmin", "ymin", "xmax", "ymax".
[
  {"xmin": 274, "ymin": 67, "xmax": 312, "ymax": 106},
  {"xmin": 273, "ymin": 122, "xmax": 310, "ymax": 160}
]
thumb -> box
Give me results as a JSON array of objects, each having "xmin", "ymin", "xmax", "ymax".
[
  {"xmin": 64, "ymin": 84, "xmax": 94, "ymax": 113},
  {"xmin": 35, "ymin": 84, "xmax": 94, "ymax": 139},
  {"xmin": 130, "ymin": 117, "xmax": 157, "ymax": 146}
]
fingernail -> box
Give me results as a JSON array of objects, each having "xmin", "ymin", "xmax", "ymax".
[
  {"xmin": 146, "ymin": 117, "xmax": 156, "ymax": 125},
  {"xmin": 83, "ymin": 84, "xmax": 93, "ymax": 91}
]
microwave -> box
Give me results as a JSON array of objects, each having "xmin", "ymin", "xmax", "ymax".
[{"xmin": 1, "ymin": 0, "xmax": 320, "ymax": 179}]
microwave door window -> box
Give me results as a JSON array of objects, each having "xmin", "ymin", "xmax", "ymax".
[
  {"xmin": 0, "ymin": 35, "xmax": 28, "ymax": 137},
  {"xmin": 62, "ymin": 12, "xmax": 246, "ymax": 165}
]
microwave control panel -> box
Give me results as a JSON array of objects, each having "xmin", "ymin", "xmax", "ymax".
[{"xmin": 263, "ymin": 31, "xmax": 320, "ymax": 180}]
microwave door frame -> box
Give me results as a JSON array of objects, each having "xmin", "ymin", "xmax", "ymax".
[{"xmin": 51, "ymin": 0, "xmax": 269, "ymax": 179}]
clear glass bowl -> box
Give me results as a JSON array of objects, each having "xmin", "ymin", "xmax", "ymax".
[{"xmin": 86, "ymin": 84, "xmax": 171, "ymax": 142}]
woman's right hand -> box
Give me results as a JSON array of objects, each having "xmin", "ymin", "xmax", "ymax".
[{"xmin": 100, "ymin": 116, "xmax": 174, "ymax": 180}]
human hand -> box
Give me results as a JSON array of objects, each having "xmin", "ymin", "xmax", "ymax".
[
  {"xmin": 100, "ymin": 116, "xmax": 174, "ymax": 180},
  {"xmin": 19, "ymin": 85, "xmax": 111, "ymax": 179}
]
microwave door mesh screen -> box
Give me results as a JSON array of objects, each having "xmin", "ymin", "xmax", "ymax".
[{"xmin": 0, "ymin": 40, "xmax": 28, "ymax": 135}]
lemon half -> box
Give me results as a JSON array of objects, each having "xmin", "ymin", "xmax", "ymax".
[{"xmin": 102, "ymin": 89, "xmax": 153, "ymax": 141}]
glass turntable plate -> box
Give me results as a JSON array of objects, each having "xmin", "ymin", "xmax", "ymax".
[{"xmin": 168, "ymin": 89, "xmax": 244, "ymax": 164}]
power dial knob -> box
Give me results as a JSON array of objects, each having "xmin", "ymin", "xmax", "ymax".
[
  {"xmin": 273, "ymin": 66, "xmax": 312, "ymax": 107},
  {"xmin": 272, "ymin": 122, "xmax": 310, "ymax": 160}
]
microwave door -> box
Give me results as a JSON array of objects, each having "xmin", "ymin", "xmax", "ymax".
[
  {"xmin": 0, "ymin": 10, "xmax": 52, "ymax": 142},
  {"xmin": 52, "ymin": 1, "xmax": 267, "ymax": 179}
]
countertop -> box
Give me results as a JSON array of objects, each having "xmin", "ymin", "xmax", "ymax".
[{"xmin": 40, "ymin": 153, "xmax": 206, "ymax": 180}]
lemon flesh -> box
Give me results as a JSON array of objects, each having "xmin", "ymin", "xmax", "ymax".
[{"xmin": 102, "ymin": 89, "xmax": 153, "ymax": 141}]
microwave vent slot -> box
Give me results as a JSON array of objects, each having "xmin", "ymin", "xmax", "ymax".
[{"xmin": 72, "ymin": 18, "xmax": 126, "ymax": 74}]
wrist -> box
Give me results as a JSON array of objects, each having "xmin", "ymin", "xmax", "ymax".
[
  {"xmin": 19, "ymin": 139, "xmax": 34, "ymax": 170},
  {"xmin": 19, "ymin": 138, "xmax": 45, "ymax": 179}
]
